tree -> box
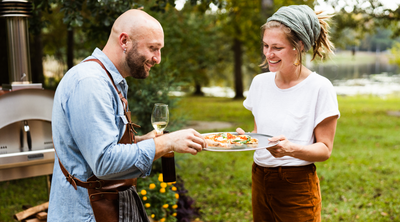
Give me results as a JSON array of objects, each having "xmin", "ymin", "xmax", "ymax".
[
  {"xmin": 322, "ymin": 0, "xmax": 400, "ymax": 49},
  {"xmin": 149, "ymin": 2, "xmax": 222, "ymax": 96},
  {"xmin": 189, "ymin": 0, "xmax": 315, "ymax": 98}
]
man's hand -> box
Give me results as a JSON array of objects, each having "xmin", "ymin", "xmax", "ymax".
[{"xmin": 154, "ymin": 128, "xmax": 206, "ymax": 159}]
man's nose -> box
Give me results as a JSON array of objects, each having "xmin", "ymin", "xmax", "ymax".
[{"xmin": 152, "ymin": 55, "xmax": 161, "ymax": 64}]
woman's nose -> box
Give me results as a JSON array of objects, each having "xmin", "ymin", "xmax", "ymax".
[{"xmin": 264, "ymin": 48, "xmax": 273, "ymax": 58}]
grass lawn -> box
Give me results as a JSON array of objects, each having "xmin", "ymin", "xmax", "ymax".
[
  {"xmin": 1, "ymin": 95, "xmax": 400, "ymax": 221},
  {"xmin": 173, "ymin": 95, "xmax": 400, "ymax": 222}
]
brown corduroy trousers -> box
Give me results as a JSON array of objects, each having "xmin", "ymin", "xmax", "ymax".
[{"xmin": 252, "ymin": 162, "xmax": 321, "ymax": 222}]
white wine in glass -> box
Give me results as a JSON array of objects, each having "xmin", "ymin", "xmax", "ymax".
[
  {"xmin": 151, "ymin": 103, "xmax": 169, "ymax": 135},
  {"xmin": 152, "ymin": 103, "xmax": 176, "ymax": 182}
]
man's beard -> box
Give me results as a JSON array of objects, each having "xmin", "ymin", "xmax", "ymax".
[{"xmin": 125, "ymin": 45, "xmax": 152, "ymax": 79}]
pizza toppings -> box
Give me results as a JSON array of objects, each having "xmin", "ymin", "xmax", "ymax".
[{"xmin": 204, "ymin": 133, "xmax": 258, "ymax": 148}]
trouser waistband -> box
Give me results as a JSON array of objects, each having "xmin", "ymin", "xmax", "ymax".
[{"xmin": 254, "ymin": 162, "xmax": 316, "ymax": 172}]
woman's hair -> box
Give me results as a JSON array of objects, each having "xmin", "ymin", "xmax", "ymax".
[{"xmin": 260, "ymin": 11, "xmax": 335, "ymax": 69}]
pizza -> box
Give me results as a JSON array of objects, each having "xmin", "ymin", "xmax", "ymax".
[{"xmin": 204, "ymin": 132, "xmax": 258, "ymax": 148}]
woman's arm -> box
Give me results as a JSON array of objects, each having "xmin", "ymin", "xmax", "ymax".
[{"xmin": 267, "ymin": 115, "xmax": 338, "ymax": 162}]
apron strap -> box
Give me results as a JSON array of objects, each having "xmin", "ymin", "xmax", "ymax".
[{"xmin": 55, "ymin": 58, "xmax": 140, "ymax": 190}]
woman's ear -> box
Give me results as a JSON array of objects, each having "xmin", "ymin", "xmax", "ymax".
[{"xmin": 299, "ymin": 40, "xmax": 305, "ymax": 52}]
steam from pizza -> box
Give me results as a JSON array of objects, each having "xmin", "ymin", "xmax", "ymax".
[{"xmin": 204, "ymin": 132, "xmax": 258, "ymax": 148}]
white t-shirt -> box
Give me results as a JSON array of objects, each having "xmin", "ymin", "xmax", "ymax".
[{"xmin": 243, "ymin": 72, "xmax": 340, "ymax": 167}]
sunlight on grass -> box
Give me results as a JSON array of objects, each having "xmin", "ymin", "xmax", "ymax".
[{"xmin": 176, "ymin": 95, "xmax": 400, "ymax": 222}]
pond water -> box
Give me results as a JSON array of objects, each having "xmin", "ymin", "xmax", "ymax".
[
  {"xmin": 312, "ymin": 60, "xmax": 399, "ymax": 82},
  {"xmin": 203, "ymin": 57, "xmax": 399, "ymax": 98},
  {"xmin": 311, "ymin": 59, "xmax": 400, "ymax": 97},
  {"xmin": 170, "ymin": 53, "xmax": 400, "ymax": 98}
]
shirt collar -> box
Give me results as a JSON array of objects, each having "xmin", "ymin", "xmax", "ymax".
[{"xmin": 88, "ymin": 48, "xmax": 127, "ymax": 90}]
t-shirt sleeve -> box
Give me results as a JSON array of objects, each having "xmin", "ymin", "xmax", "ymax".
[
  {"xmin": 243, "ymin": 76, "xmax": 258, "ymax": 111},
  {"xmin": 314, "ymin": 78, "xmax": 340, "ymax": 128}
]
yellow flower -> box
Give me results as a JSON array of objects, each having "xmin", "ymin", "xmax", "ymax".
[
  {"xmin": 145, "ymin": 203, "xmax": 151, "ymax": 208},
  {"xmin": 140, "ymin": 190, "xmax": 147, "ymax": 195},
  {"xmin": 175, "ymin": 193, "xmax": 179, "ymax": 199},
  {"xmin": 167, "ymin": 182, "xmax": 173, "ymax": 185},
  {"xmin": 149, "ymin": 183, "xmax": 156, "ymax": 189},
  {"xmin": 160, "ymin": 188, "xmax": 166, "ymax": 193},
  {"xmin": 172, "ymin": 204, "xmax": 178, "ymax": 209},
  {"xmin": 158, "ymin": 173, "xmax": 163, "ymax": 182},
  {"xmin": 162, "ymin": 204, "xmax": 169, "ymax": 209},
  {"xmin": 160, "ymin": 182, "xmax": 167, "ymax": 188},
  {"xmin": 151, "ymin": 214, "xmax": 155, "ymax": 218},
  {"xmin": 171, "ymin": 186, "xmax": 177, "ymax": 191},
  {"xmin": 172, "ymin": 213, "xmax": 177, "ymax": 217},
  {"xmin": 142, "ymin": 196, "xmax": 147, "ymax": 201},
  {"xmin": 160, "ymin": 218, "xmax": 166, "ymax": 222}
]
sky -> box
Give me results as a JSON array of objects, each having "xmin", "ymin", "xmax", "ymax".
[
  {"xmin": 175, "ymin": 0, "xmax": 400, "ymax": 12},
  {"xmin": 315, "ymin": 0, "xmax": 400, "ymax": 13}
]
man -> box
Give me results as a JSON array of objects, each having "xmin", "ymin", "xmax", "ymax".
[{"xmin": 48, "ymin": 9, "xmax": 206, "ymax": 221}]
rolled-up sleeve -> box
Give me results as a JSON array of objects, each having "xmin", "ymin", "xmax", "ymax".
[{"xmin": 133, "ymin": 139, "xmax": 156, "ymax": 177}]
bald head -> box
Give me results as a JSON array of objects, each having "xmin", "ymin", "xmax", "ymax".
[
  {"xmin": 111, "ymin": 9, "xmax": 162, "ymax": 42},
  {"xmin": 102, "ymin": 9, "xmax": 164, "ymax": 79}
]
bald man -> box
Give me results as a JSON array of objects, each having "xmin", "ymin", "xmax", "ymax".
[{"xmin": 48, "ymin": 9, "xmax": 206, "ymax": 221}]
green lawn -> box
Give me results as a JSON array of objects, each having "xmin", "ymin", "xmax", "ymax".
[
  {"xmin": 1, "ymin": 95, "xmax": 400, "ymax": 222},
  {"xmin": 173, "ymin": 96, "xmax": 400, "ymax": 222}
]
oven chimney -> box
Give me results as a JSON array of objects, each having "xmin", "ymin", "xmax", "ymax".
[{"xmin": 0, "ymin": 0, "xmax": 41, "ymax": 90}]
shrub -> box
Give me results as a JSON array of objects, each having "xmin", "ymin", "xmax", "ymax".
[
  {"xmin": 138, "ymin": 173, "xmax": 179, "ymax": 222},
  {"xmin": 137, "ymin": 174, "xmax": 201, "ymax": 222}
]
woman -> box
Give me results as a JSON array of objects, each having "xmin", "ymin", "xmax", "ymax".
[{"xmin": 237, "ymin": 5, "xmax": 340, "ymax": 222}]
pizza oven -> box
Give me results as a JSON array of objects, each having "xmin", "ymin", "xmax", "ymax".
[{"xmin": 0, "ymin": 0, "xmax": 55, "ymax": 182}]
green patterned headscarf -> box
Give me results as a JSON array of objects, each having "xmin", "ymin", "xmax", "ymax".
[{"xmin": 267, "ymin": 5, "xmax": 320, "ymax": 52}]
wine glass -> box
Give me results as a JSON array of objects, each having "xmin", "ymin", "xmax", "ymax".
[{"xmin": 151, "ymin": 103, "xmax": 169, "ymax": 135}]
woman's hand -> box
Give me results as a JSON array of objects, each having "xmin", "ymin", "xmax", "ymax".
[
  {"xmin": 135, "ymin": 130, "xmax": 158, "ymax": 142},
  {"xmin": 266, "ymin": 135, "xmax": 295, "ymax": 158},
  {"xmin": 236, "ymin": 128, "xmax": 246, "ymax": 135}
]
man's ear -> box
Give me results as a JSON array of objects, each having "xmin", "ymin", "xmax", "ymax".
[{"xmin": 119, "ymin": 32, "xmax": 130, "ymax": 50}]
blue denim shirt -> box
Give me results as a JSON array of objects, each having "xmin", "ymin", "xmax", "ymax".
[{"xmin": 48, "ymin": 48, "xmax": 155, "ymax": 221}]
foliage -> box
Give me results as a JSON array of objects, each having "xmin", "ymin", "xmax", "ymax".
[
  {"xmin": 145, "ymin": 1, "xmax": 224, "ymax": 94},
  {"xmin": 322, "ymin": 0, "xmax": 400, "ymax": 49},
  {"xmin": 389, "ymin": 42, "xmax": 400, "ymax": 67},
  {"xmin": 137, "ymin": 173, "xmax": 179, "ymax": 222},
  {"xmin": 126, "ymin": 58, "xmax": 185, "ymax": 135},
  {"xmin": 174, "ymin": 175, "xmax": 201, "ymax": 222}
]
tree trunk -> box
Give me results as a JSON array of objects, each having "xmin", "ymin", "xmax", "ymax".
[
  {"xmin": 260, "ymin": 0, "xmax": 273, "ymax": 73},
  {"xmin": 30, "ymin": 29, "xmax": 44, "ymax": 85},
  {"xmin": 193, "ymin": 82, "xmax": 204, "ymax": 96},
  {"xmin": 233, "ymin": 37, "xmax": 244, "ymax": 99},
  {"xmin": 67, "ymin": 29, "xmax": 74, "ymax": 69}
]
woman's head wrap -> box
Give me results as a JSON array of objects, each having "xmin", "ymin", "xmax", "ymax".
[{"xmin": 266, "ymin": 5, "xmax": 320, "ymax": 52}]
